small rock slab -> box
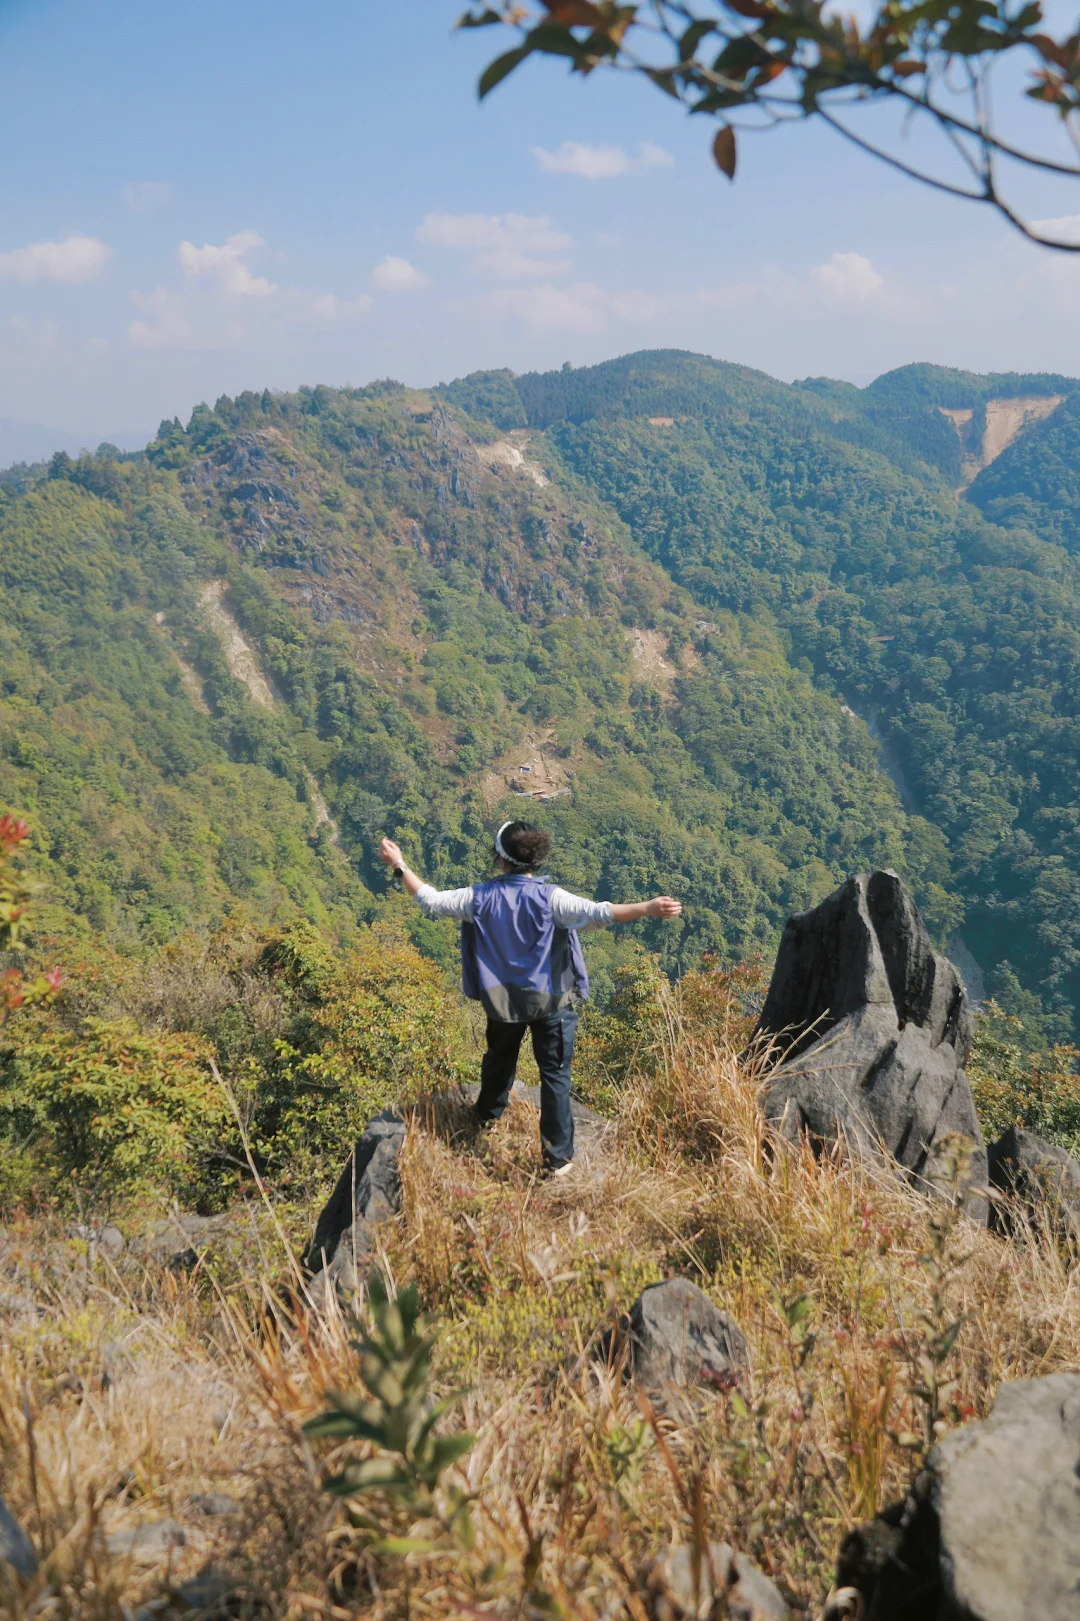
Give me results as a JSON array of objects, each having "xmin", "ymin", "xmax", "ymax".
[
  {"xmin": 651, "ymin": 1541, "xmax": 789, "ymax": 1620},
  {"xmin": 612, "ymin": 1278, "xmax": 747, "ymax": 1393},
  {"xmin": 187, "ymin": 1492, "xmax": 240, "ymax": 1518},
  {"xmin": 987, "ymin": 1125, "xmax": 1080, "ymax": 1241},
  {"xmin": 131, "ymin": 1214, "xmax": 237, "ymax": 1272},
  {"xmin": 836, "ymin": 1373, "xmax": 1080, "ymax": 1619},
  {"xmin": 105, "ymin": 1519, "xmax": 187, "ymax": 1564}
]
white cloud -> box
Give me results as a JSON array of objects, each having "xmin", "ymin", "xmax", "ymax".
[
  {"xmin": 128, "ymin": 285, "xmax": 195, "ymax": 350},
  {"xmin": 534, "ymin": 141, "xmax": 631, "ymax": 179},
  {"xmin": 370, "ymin": 254, "xmax": 431, "ymax": 292},
  {"xmin": 177, "ymin": 231, "xmax": 278, "ymax": 297},
  {"xmin": 0, "ymin": 235, "xmax": 111, "ymax": 285},
  {"xmin": 304, "ymin": 290, "xmax": 375, "ymax": 321},
  {"xmin": 481, "ymin": 281, "xmax": 608, "ymax": 335},
  {"xmin": 637, "ymin": 141, "xmax": 675, "ymax": 170},
  {"xmin": 123, "ymin": 181, "xmax": 171, "ymax": 212},
  {"xmin": 532, "ymin": 139, "xmax": 674, "ymax": 179},
  {"xmin": 813, "ymin": 251, "xmax": 884, "ymax": 301},
  {"xmin": 1029, "ymin": 213, "xmax": 1080, "ymax": 246},
  {"xmin": 419, "ymin": 211, "xmax": 570, "ymax": 252},
  {"xmin": 129, "ymin": 232, "xmax": 374, "ymax": 350},
  {"xmin": 417, "ymin": 211, "xmax": 572, "ymax": 277}
]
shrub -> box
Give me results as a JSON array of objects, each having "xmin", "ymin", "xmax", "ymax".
[
  {"xmin": 968, "ymin": 1001, "xmax": 1080, "ymax": 1148},
  {"xmin": 0, "ymin": 1017, "xmax": 227, "ymax": 1209},
  {"xmin": 260, "ymin": 922, "xmax": 467, "ymax": 1178}
]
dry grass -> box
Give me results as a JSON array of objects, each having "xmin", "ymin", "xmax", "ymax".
[{"xmin": 0, "ymin": 992, "xmax": 1078, "ymax": 1618}]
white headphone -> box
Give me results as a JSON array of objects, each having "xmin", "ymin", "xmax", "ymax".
[{"xmin": 494, "ymin": 820, "xmax": 528, "ymax": 868}]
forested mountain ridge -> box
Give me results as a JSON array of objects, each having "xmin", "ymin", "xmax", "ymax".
[
  {"xmin": 461, "ymin": 350, "xmax": 1080, "ymax": 1038},
  {"xmin": 0, "ymin": 375, "xmax": 937, "ymax": 1004},
  {"xmin": 4, "ymin": 349, "xmax": 1080, "ymax": 1038}
]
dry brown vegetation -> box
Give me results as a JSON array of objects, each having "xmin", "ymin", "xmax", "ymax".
[{"xmin": 0, "ymin": 984, "xmax": 1078, "ymax": 1619}]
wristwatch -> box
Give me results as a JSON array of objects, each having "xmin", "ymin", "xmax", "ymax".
[{"xmin": 393, "ymin": 864, "xmax": 404, "ymax": 879}]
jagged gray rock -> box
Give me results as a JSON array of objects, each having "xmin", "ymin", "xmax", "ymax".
[
  {"xmin": 987, "ymin": 1125, "xmax": 1080, "ymax": 1241},
  {"xmin": 610, "ymin": 1278, "xmax": 747, "ymax": 1393},
  {"xmin": 834, "ymin": 1374, "xmax": 1080, "ymax": 1619},
  {"xmin": 302, "ymin": 1109, "xmax": 406, "ymax": 1290},
  {"xmin": 131, "ymin": 1213, "xmax": 238, "ymax": 1272},
  {"xmin": 756, "ymin": 870, "xmax": 987, "ymax": 1214},
  {"xmin": 651, "ymin": 1541, "xmax": 789, "ymax": 1620},
  {"xmin": 105, "ymin": 1519, "xmax": 186, "ymax": 1563},
  {"xmin": 0, "ymin": 1494, "xmax": 36, "ymax": 1579}
]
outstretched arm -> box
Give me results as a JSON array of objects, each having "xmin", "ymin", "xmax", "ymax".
[
  {"xmin": 378, "ymin": 837, "xmax": 424, "ymax": 898},
  {"xmin": 610, "ymin": 896, "xmax": 682, "ymax": 922},
  {"xmin": 379, "ymin": 838, "xmax": 475, "ymax": 921}
]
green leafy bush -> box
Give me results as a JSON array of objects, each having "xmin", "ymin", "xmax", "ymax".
[
  {"xmin": 968, "ymin": 1003, "xmax": 1080, "ymax": 1149},
  {"xmin": 258, "ymin": 922, "xmax": 467, "ymax": 1178},
  {"xmin": 0, "ymin": 1017, "xmax": 227, "ymax": 1208}
]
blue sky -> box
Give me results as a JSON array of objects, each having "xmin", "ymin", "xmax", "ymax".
[{"xmin": 1, "ymin": 0, "xmax": 1079, "ymax": 448}]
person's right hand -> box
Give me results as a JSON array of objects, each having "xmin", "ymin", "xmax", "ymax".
[
  {"xmin": 379, "ymin": 837, "xmax": 404, "ymax": 869},
  {"xmin": 649, "ymin": 896, "xmax": 682, "ymax": 918}
]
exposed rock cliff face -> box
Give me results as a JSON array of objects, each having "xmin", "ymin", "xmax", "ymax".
[{"xmin": 756, "ymin": 871, "xmax": 986, "ymax": 1214}]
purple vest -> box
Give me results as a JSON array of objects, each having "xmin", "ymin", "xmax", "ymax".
[{"xmin": 461, "ymin": 874, "xmax": 589, "ymax": 1022}]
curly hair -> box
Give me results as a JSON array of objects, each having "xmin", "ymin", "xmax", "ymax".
[{"xmin": 497, "ymin": 822, "xmax": 551, "ymax": 872}]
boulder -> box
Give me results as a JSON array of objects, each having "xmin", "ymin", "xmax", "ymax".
[
  {"xmin": 609, "ymin": 1278, "xmax": 747, "ymax": 1393},
  {"xmin": 987, "ymin": 1125, "xmax": 1080, "ymax": 1241},
  {"xmin": 755, "ymin": 871, "xmax": 987, "ymax": 1214},
  {"xmin": 302, "ymin": 1109, "xmax": 405, "ymax": 1288},
  {"xmin": 651, "ymin": 1541, "xmax": 789, "ymax": 1620},
  {"xmin": 834, "ymin": 1374, "xmax": 1080, "ymax": 1619}
]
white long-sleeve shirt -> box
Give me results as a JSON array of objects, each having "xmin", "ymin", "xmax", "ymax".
[{"xmin": 415, "ymin": 881, "xmax": 614, "ymax": 930}]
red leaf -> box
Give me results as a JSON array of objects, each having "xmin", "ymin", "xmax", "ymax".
[
  {"xmin": 713, "ymin": 125, "xmax": 737, "ymax": 178},
  {"xmin": 543, "ymin": 0, "xmax": 605, "ymax": 23}
]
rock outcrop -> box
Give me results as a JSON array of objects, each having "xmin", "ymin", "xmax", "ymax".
[
  {"xmin": 605, "ymin": 1278, "xmax": 747, "ymax": 1393},
  {"xmin": 834, "ymin": 1374, "xmax": 1080, "ymax": 1619},
  {"xmin": 756, "ymin": 871, "xmax": 987, "ymax": 1213},
  {"xmin": 651, "ymin": 1541, "xmax": 789, "ymax": 1620},
  {"xmin": 987, "ymin": 1125, "xmax": 1080, "ymax": 1242},
  {"xmin": 302, "ymin": 1109, "xmax": 406, "ymax": 1291}
]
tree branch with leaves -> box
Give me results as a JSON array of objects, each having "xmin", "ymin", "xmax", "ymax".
[{"xmin": 460, "ymin": 0, "xmax": 1080, "ymax": 248}]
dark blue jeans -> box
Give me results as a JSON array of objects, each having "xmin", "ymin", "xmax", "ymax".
[{"xmin": 476, "ymin": 1005, "xmax": 579, "ymax": 1166}]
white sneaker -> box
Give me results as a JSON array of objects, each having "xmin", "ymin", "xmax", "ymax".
[{"xmin": 547, "ymin": 1158, "xmax": 575, "ymax": 1179}]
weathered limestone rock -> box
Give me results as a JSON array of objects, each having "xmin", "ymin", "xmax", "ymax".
[
  {"xmin": 104, "ymin": 1518, "xmax": 187, "ymax": 1563},
  {"xmin": 131, "ymin": 1213, "xmax": 238, "ymax": 1272},
  {"xmin": 302, "ymin": 1109, "xmax": 406, "ymax": 1289},
  {"xmin": 834, "ymin": 1374, "xmax": 1080, "ymax": 1619},
  {"xmin": 651, "ymin": 1541, "xmax": 790, "ymax": 1620},
  {"xmin": 608, "ymin": 1278, "xmax": 748, "ymax": 1393},
  {"xmin": 756, "ymin": 871, "xmax": 987, "ymax": 1214},
  {"xmin": 987, "ymin": 1125, "xmax": 1080, "ymax": 1241}
]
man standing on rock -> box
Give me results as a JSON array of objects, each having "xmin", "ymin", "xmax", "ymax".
[{"xmin": 378, "ymin": 822, "xmax": 682, "ymax": 1177}]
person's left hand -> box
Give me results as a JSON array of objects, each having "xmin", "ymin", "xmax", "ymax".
[
  {"xmin": 649, "ymin": 896, "xmax": 683, "ymax": 918},
  {"xmin": 379, "ymin": 837, "xmax": 403, "ymax": 869}
]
